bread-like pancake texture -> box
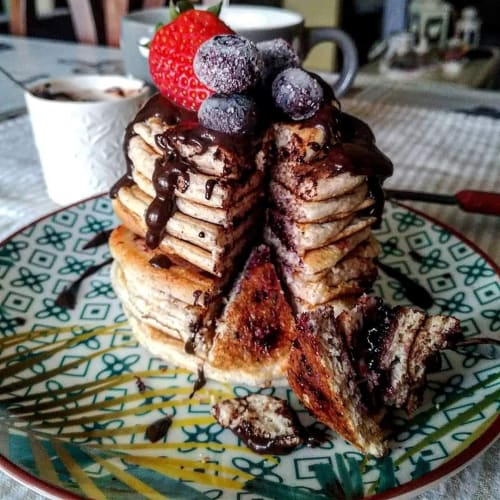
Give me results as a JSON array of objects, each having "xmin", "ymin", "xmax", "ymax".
[
  {"xmin": 266, "ymin": 224, "xmax": 373, "ymax": 275},
  {"xmin": 270, "ymin": 181, "xmax": 369, "ymax": 223},
  {"xmin": 109, "ymin": 225, "xmax": 225, "ymax": 306},
  {"xmin": 269, "ymin": 209, "xmax": 376, "ymax": 255},
  {"xmin": 208, "ymin": 245, "xmax": 297, "ymax": 387},
  {"xmin": 112, "ymin": 261, "xmax": 219, "ymax": 346},
  {"xmin": 116, "ymin": 184, "xmax": 258, "ymax": 253},
  {"xmin": 132, "ymin": 116, "xmax": 261, "ymax": 178},
  {"xmin": 272, "ymin": 164, "xmax": 365, "ymax": 202},
  {"xmin": 128, "ymin": 135, "xmax": 265, "ymax": 209},
  {"xmin": 283, "ymin": 262, "xmax": 378, "ymax": 305},
  {"xmin": 122, "ymin": 302, "xmax": 290, "ymax": 387},
  {"xmin": 288, "ymin": 307, "xmax": 387, "ymax": 457},
  {"xmin": 113, "ymin": 197, "xmax": 254, "ymax": 277},
  {"xmin": 269, "ymin": 100, "xmax": 342, "ymax": 164}
]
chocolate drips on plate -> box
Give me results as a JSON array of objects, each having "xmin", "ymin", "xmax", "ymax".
[
  {"xmin": 55, "ymin": 257, "xmax": 113, "ymax": 310},
  {"xmin": 82, "ymin": 229, "xmax": 113, "ymax": 250}
]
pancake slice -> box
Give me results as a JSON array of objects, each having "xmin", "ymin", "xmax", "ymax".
[
  {"xmin": 288, "ymin": 306, "xmax": 388, "ymax": 457},
  {"xmin": 269, "ymin": 209, "xmax": 376, "ymax": 255},
  {"xmin": 272, "ymin": 164, "xmax": 365, "ymax": 202},
  {"xmin": 208, "ymin": 245, "xmax": 297, "ymax": 387},
  {"xmin": 266, "ymin": 225, "xmax": 373, "ymax": 275}
]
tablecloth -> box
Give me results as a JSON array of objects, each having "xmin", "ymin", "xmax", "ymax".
[{"xmin": 0, "ymin": 98, "xmax": 498, "ymax": 499}]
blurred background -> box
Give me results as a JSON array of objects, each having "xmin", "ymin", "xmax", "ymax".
[{"xmin": 1, "ymin": 0, "xmax": 499, "ymax": 89}]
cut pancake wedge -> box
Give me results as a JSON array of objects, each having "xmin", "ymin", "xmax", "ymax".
[
  {"xmin": 288, "ymin": 306, "xmax": 388, "ymax": 457},
  {"xmin": 208, "ymin": 245, "xmax": 296, "ymax": 387}
]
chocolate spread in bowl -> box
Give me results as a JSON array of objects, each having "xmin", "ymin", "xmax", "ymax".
[{"xmin": 32, "ymin": 82, "xmax": 144, "ymax": 102}]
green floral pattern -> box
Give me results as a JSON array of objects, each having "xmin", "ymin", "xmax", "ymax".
[{"xmin": 0, "ymin": 198, "xmax": 498, "ymax": 499}]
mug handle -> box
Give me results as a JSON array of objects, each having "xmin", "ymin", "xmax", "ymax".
[{"xmin": 303, "ymin": 27, "xmax": 358, "ymax": 97}]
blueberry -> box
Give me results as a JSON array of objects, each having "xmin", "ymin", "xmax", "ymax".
[
  {"xmin": 257, "ymin": 38, "xmax": 300, "ymax": 82},
  {"xmin": 194, "ymin": 35, "xmax": 263, "ymax": 94},
  {"xmin": 272, "ymin": 68, "xmax": 324, "ymax": 120},
  {"xmin": 198, "ymin": 94, "xmax": 258, "ymax": 135}
]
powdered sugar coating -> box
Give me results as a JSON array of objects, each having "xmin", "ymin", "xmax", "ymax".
[
  {"xmin": 194, "ymin": 35, "xmax": 263, "ymax": 94},
  {"xmin": 272, "ymin": 68, "xmax": 324, "ymax": 120},
  {"xmin": 257, "ymin": 38, "xmax": 300, "ymax": 82},
  {"xmin": 198, "ymin": 93, "xmax": 258, "ymax": 134}
]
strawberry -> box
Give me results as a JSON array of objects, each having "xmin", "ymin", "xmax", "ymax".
[{"xmin": 148, "ymin": 8, "xmax": 233, "ymax": 111}]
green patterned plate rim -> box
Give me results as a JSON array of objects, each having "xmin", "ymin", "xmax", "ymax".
[{"xmin": 0, "ymin": 194, "xmax": 498, "ymax": 500}]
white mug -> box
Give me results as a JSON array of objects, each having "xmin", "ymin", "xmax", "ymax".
[{"xmin": 25, "ymin": 75, "xmax": 150, "ymax": 206}]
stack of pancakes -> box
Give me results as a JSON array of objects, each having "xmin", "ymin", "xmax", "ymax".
[
  {"xmin": 264, "ymin": 106, "xmax": 392, "ymax": 313},
  {"xmin": 110, "ymin": 95, "xmax": 266, "ymax": 363},
  {"xmin": 109, "ymin": 92, "xmax": 392, "ymax": 386}
]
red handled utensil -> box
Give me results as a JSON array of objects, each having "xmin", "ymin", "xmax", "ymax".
[{"xmin": 384, "ymin": 189, "xmax": 500, "ymax": 216}]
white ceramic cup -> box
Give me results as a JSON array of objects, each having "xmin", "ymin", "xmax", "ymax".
[{"xmin": 25, "ymin": 75, "xmax": 150, "ymax": 206}]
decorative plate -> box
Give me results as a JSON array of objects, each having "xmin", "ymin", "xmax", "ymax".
[{"xmin": 0, "ymin": 196, "xmax": 498, "ymax": 500}]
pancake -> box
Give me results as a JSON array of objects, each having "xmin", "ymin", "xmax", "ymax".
[
  {"xmin": 175, "ymin": 191, "xmax": 262, "ymax": 227},
  {"xmin": 133, "ymin": 117, "xmax": 262, "ymax": 178},
  {"xmin": 109, "ymin": 225, "xmax": 225, "ymax": 306},
  {"xmin": 208, "ymin": 245, "xmax": 296, "ymax": 387},
  {"xmin": 116, "ymin": 184, "xmax": 258, "ymax": 252},
  {"xmin": 269, "ymin": 100, "xmax": 342, "ymax": 164},
  {"xmin": 287, "ymin": 306, "xmax": 388, "ymax": 457},
  {"xmin": 265, "ymin": 225, "xmax": 373, "ymax": 275},
  {"xmin": 113, "ymin": 197, "xmax": 256, "ymax": 277},
  {"xmin": 270, "ymin": 181, "xmax": 369, "ymax": 223},
  {"xmin": 269, "ymin": 210, "xmax": 377, "ymax": 255},
  {"xmin": 272, "ymin": 164, "xmax": 366, "ymax": 202},
  {"xmin": 292, "ymin": 238, "xmax": 381, "ymax": 284},
  {"xmin": 128, "ymin": 135, "xmax": 265, "ymax": 209}
]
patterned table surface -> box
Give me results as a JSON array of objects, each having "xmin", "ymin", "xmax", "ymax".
[{"xmin": 0, "ymin": 34, "xmax": 499, "ymax": 499}]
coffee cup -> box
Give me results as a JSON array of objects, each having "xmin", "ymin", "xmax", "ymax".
[
  {"xmin": 121, "ymin": 4, "xmax": 358, "ymax": 97},
  {"xmin": 25, "ymin": 75, "xmax": 150, "ymax": 206}
]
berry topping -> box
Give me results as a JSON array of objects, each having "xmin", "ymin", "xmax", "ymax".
[
  {"xmin": 194, "ymin": 34, "xmax": 263, "ymax": 94},
  {"xmin": 272, "ymin": 68, "xmax": 324, "ymax": 120},
  {"xmin": 257, "ymin": 38, "xmax": 300, "ymax": 82},
  {"xmin": 148, "ymin": 9, "xmax": 233, "ymax": 111},
  {"xmin": 198, "ymin": 94, "xmax": 258, "ymax": 135}
]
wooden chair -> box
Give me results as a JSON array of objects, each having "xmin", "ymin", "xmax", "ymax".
[{"xmin": 9, "ymin": 0, "xmax": 167, "ymax": 47}]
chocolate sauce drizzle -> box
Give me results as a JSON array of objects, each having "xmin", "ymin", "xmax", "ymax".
[
  {"xmin": 55, "ymin": 257, "xmax": 113, "ymax": 309},
  {"xmin": 189, "ymin": 367, "xmax": 206, "ymax": 398},
  {"xmin": 205, "ymin": 179, "xmax": 218, "ymax": 200},
  {"xmin": 149, "ymin": 254, "xmax": 172, "ymax": 269},
  {"xmin": 193, "ymin": 290, "xmax": 202, "ymax": 306},
  {"xmin": 110, "ymin": 94, "xmax": 257, "ymax": 251},
  {"xmin": 145, "ymin": 415, "xmax": 172, "ymax": 443},
  {"xmin": 82, "ymin": 229, "xmax": 113, "ymax": 250},
  {"xmin": 184, "ymin": 332, "xmax": 197, "ymax": 354},
  {"xmin": 376, "ymin": 258, "xmax": 434, "ymax": 309},
  {"xmin": 145, "ymin": 150, "xmax": 191, "ymax": 248}
]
